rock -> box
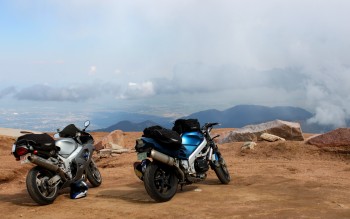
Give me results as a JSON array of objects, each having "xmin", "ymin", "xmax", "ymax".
[
  {"xmin": 94, "ymin": 141, "xmax": 104, "ymax": 151},
  {"xmin": 219, "ymin": 120, "xmax": 304, "ymax": 143},
  {"xmin": 99, "ymin": 149, "xmax": 112, "ymax": 157},
  {"xmin": 229, "ymin": 132, "xmax": 257, "ymax": 142},
  {"xmin": 307, "ymin": 128, "xmax": 350, "ymax": 147},
  {"xmin": 109, "ymin": 143, "xmax": 124, "ymax": 150},
  {"xmin": 260, "ymin": 133, "xmax": 285, "ymax": 142},
  {"xmin": 111, "ymin": 148, "xmax": 130, "ymax": 154},
  {"xmin": 241, "ymin": 141, "xmax": 256, "ymax": 150},
  {"xmin": 94, "ymin": 130, "xmax": 125, "ymax": 150}
]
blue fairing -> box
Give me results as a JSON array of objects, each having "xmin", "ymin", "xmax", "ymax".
[
  {"xmin": 181, "ymin": 132, "xmax": 205, "ymax": 158},
  {"xmin": 142, "ymin": 131, "xmax": 205, "ymax": 159}
]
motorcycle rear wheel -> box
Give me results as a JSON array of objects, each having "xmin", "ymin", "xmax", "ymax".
[
  {"xmin": 26, "ymin": 166, "xmax": 58, "ymax": 205},
  {"xmin": 86, "ymin": 160, "xmax": 102, "ymax": 187},
  {"xmin": 144, "ymin": 162, "xmax": 178, "ymax": 202}
]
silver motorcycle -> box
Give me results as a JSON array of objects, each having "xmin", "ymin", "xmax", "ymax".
[{"xmin": 12, "ymin": 121, "xmax": 102, "ymax": 205}]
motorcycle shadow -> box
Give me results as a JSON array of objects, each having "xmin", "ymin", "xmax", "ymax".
[
  {"xmin": 0, "ymin": 187, "xmax": 72, "ymax": 206},
  {"xmin": 97, "ymin": 182, "xmax": 154, "ymax": 204},
  {"xmin": 96, "ymin": 182, "xmax": 203, "ymax": 204},
  {"xmin": 197, "ymin": 178, "xmax": 227, "ymax": 185},
  {"xmin": 0, "ymin": 189, "xmax": 39, "ymax": 206}
]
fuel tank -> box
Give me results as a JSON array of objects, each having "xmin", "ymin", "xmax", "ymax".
[
  {"xmin": 181, "ymin": 132, "xmax": 205, "ymax": 158},
  {"xmin": 141, "ymin": 132, "xmax": 205, "ymax": 159},
  {"xmin": 56, "ymin": 138, "xmax": 78, "ymax": 157}
]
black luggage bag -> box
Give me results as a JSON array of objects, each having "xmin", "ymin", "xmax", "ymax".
[
  {"xmin": 172, "ymin": 119, "xmax": 201, "ymax": 134},
  {"xmin": 142, "ymin": 125, "xmax": 182, "ymax": 149}
]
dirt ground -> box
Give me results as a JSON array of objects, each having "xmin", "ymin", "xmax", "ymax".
[{"xmin": 1, "ymin": 130, "xmax": 350, "ymax": 219}]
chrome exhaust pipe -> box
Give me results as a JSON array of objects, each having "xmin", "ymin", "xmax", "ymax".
[
  {"xmin": 149, "ymin": 150, "xmax": 184, "ymax": 182},
  {"xmin": 150, "ymin": 150, "xmax": 175, "ymax": 165},
  {"xmin": 28, "ymin": 154, "xmax": 67, "ymax": 181}
]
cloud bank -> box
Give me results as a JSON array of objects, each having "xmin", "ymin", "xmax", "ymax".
[
  {"xmin": 4, "ymin": 58, "xmax": 350, "ymax": 128},
  {"xmin": 0, "ymin": 86, "xmax": 16, "ymax": 98},
  {"xmin": 1, "ymin": 0, "xmax": 350, "ymax": 128},
  {"xmin": 13, "ymin": 83, "xmax": 120, "ymax": 102}
]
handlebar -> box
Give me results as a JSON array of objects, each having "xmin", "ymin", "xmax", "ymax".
[
  {"xmin": 202, "ymin": 122, "xmax": 220, "ymax": 130},
  {"xmin": 201, "ymin": 122, "xmax": 220, "ymax": 137}
]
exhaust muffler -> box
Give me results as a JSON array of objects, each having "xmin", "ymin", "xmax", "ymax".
[
  {"xmin": 28, "ymin": 154, "xmax": 67, "ymax": 181},
  {"xmin": 150, "ymin": 150, "xmax": 175, "ymax": 165}
]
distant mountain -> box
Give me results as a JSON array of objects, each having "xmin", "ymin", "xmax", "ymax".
[
  {"xmin": 95, "ymin": 120, "xmax": 160, "ymax": 132},
  {"xmin": 95, "ymin": 105, "xmax": 339, "ymax": 133},
  {"xmin": 91, "ymin": 111, "xmax": 173, "ymax": 129},
  {"xmin": 184, "ymin": 105, "xmax": 313, "ymax": 128},
  {"xmin": 183, "ymin": 104, "xmax": 337, "ymax": 133}
]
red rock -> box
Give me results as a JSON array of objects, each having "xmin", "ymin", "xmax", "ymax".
[{"xmin": 307, "ymin": 128, "xmax": 350, "ymax": 147}]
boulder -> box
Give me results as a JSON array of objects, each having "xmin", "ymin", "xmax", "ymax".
[
  {"xmin": 94, "ymin": 130, "xmax": 125, "ymax": 150},
  {"xmin": 219, "ymin": 120, "xmax": 304, "ymax": 143},
  {"xmin": 307, "ymin": 128, "xmax": 350, "ymax": 147},
  {"xmin": 260, "ymin": 133, "xmax": 285, "ymax": 142}
]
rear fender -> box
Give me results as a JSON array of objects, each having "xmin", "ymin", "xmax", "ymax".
[
  {"xmin": 134, "ymin": 159, "xmax": 151, "ymax": 181},
  {"xmin": 135, "ymin": 137, "xmax": 156, "ymax": 153}
]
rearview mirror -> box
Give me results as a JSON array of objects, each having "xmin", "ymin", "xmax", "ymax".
[{"xmin": 84, "ymin": 120, "xmax": 90, "ymax": 128}]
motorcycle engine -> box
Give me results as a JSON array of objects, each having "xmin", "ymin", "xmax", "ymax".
[{"xmin": 194, "ymin": 157, "xmax": 209, "ymax": 173}]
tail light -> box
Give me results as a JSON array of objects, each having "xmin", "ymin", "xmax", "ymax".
[{"xmin": 16, "ymin": 146, "xmax": 29, "ymax": 156}]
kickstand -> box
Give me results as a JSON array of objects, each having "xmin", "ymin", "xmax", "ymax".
[{"xmin": 180, "ymin": 184, "xmax": 184, "ymax": 191}]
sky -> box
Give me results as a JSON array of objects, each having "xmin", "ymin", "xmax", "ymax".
[{"xmin": 1, "ymin": 0, "xmax": 350, "ymax": 128}]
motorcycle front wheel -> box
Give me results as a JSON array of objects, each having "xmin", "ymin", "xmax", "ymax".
[
  {"xmin": 213, "ymin": 154, "xmax": 231, "ymax": 184},
  {"xmin": 86, "ymin": 160, "xmax": 102, "ymax": 187},
  {"xmin": 143, "ymin": 162, "xmax": 178, "ymax": 202},
  {"xmin": 26, "ymin": 166, "xmax": 59, "ymax": 205}
]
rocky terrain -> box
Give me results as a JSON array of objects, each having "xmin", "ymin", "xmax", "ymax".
[{"xmin": 0, "ymin": 128, "xmax": 350, "ymax": 219}]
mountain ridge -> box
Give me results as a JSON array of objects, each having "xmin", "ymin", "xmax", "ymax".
[
  {"xmin": 96, "ymin": 104, "xmax": 333, "ymax": 133},
  {"xmin": 95, "ymin": 120, "xmax": 160, "ymax": 132}
]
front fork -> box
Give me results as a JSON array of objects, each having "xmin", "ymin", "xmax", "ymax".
[{"xmin": 208, "ymin": 142, "xmax": 224, "ymax": 169}]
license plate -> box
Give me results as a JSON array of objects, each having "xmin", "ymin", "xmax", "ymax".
[
  {"xmin": 20, "ymin": 154, "xmax": 30, "ymax": 164},
  {"xmin": 137, "ymin": 152, "xmax": 147, "ymax": 160}
]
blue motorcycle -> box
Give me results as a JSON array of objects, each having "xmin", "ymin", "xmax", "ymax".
[{"xmin": 134, "ymin": 119, "xmax": 230, "ymax": 202}]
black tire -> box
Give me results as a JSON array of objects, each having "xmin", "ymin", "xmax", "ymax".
[
  {"xmin": 213, "ymin": 156, "xmax": 231, "ymax": 184},
  {"xmin": 86, "ymin": 160, "xmax": 102, "ymax": 187},
  {"xmin": 143, "ymin": 162, "xmax": 178, "ymax": 202},
  {"xmin": 26, "ymin": 166, "xmax": 59, "ymax": 205}
]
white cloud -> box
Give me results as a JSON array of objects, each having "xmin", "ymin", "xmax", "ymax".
[
  {"xmin": 120, "ymin": 81, "xmax": 156, "ymax": 99},
  {"xmin": 308, "ymin": 103, "xmax": 347, "ymax": 127},
  {"xmin": 89, "ymin": 65, "xmax": 97, "ymax": 75},
  {"xmin": 114, "ymin": 69, "xmax": 122, "ymax": 75}
]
